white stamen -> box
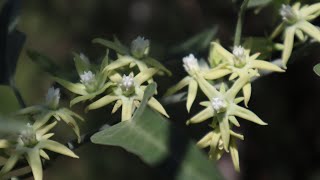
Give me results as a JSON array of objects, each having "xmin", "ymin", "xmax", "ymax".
[
  {"xmin": 183, "ymin": 54, "xmax": 199, "ymax": 72},
  {"xmin": 120, "ymin": 74, "xmax": 135, "ymax": 91},
  {"xmin": 211, "ymin": 97, "xmax": 227, "ymax": 113},
  {"xmin": 232, "ymin": 46, "xmax": 246, "ymax": 59},
  {"xmin": 45, "ymin": 87, "xmax": 60, "ymax": 106},
  {"xmin": 280, "ymin": 4, "xmax": 297, "ymax": 22},
  {"xmin": 80, "ymin": 71, "xmax": 96, "ymax": 85}
]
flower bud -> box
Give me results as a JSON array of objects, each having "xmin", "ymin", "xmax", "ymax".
[
  {"xmin": 280, "ymin": 5, "xmax": 298, "ymax": 23},
  {"xmin": 183, "ymin": 54, "xmax": 200, "ymax": 74},
  {"xmin": 120, "ymin": 74, "xmax": 135, "ymax": 96},
  {"xmin": 45, "ymin": 87, "xmax": 60, "ymax": 110},
  {"xmin": 80, "ymin": 71, "xmax": 98, "ymax": 92},
  {"xmin": 131, "ymin": 36, "xmax": 150, "ymax": 59},
  {"xmin": 232, "ymin": 46, "xmax": 246, "ymax": 68}
]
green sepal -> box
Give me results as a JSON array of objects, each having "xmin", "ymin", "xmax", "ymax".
[{"xmin": 92, "ymin": 38, "xmax": 128, "ymax": 55}]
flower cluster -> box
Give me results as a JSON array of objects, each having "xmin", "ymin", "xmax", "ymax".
[
  {"xmin": 55, "ymin": 36, "xmax": 170, "ymax": 121},
  {"xmin": 0, "ymin": 87, "xmax": 81, "ymax": 180},
  {"xmin": 271, "ymin": 2, "xmax": 320, "ymax": 68},
  {"xmin": 166, "ymin": 43, "xmax": 284, "ymax": 171}
]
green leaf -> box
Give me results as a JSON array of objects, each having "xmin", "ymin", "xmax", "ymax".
[
  {"xmin": 247, "ymin": 0, "xmax": 272, "ymax": 8},
  {"xmin": 170, "ymin": 26, "xmax": 218, "ymax": 54},
  {"xmin": 91, "ymin": 83, "xmax": 222, "ymax": 180},
  {"xmin": 314, "ymin": 63, "xmax": 320, "ymax": 76},
  {"xmin": 92, "ymin": 38, "xmax": 129, "ymax": 55}
]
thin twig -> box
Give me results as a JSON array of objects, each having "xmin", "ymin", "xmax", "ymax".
[
  {"xmin": 9, "ymin": 78, "xmax": 26, "ymax": 108},
  {"xmin": 234, "ymin": 0, "xmax": 250, "ymax": 47}
]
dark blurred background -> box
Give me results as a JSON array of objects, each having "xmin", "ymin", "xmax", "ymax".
[{"xmin": 0, "ymin": 0, "xmax": 319, "ymax": 179}]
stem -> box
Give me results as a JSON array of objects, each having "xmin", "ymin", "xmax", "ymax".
[
  {"xmin": 9, "ymin": 78, "xmax": 26, "ymax": 108},
  {"xmin": 233, "ymin": 0, "xmax": 250, "ymax": 47}
]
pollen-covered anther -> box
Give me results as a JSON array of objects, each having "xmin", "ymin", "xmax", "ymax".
[
  {"xmin": 280, "ymin": 4, "xmax": 298, "ymax": 23},
  {"xmin": 211, "ymin": 97, "xmax": 227, "ymax": 113},
  {"xmin": 182, "ymin": 54, "xmax": 199, "ymax": 73}
]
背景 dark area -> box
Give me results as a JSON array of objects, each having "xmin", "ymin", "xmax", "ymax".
[{"xmin": 0, "ymin": 0, "xmax": 319, "ymax": 180}]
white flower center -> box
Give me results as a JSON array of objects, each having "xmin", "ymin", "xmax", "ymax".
[
  {"xmin": 45, "ymin": 87, "xmax": 60, "ymax": 109},
  {"xmin": 80, "ymin": 71, "xmax": 96, "ymax": 85},
  {"xmin": 280, "ymin": 5, "xmax": 298, "ymax": 22},
  {"xmin": 232, "ymin": 46, "xmax": 246, "ymax": 68},
  {"xmin": 120, "ymin": 74, "xmax": 135, "ymax": 92},
  {"xmin": 19, "ymin": 123, "xmax": 37, "ymax": 147},
  {"xmin": 183, "ymin": 54, "xmax": 199, "ymax": 73},
  {"xmin": 211, "ymin": 97, "xmax": 227, "ymax": 113}
]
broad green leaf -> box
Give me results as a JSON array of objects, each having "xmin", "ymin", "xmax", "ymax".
[
  {"xmin": 91, "ymin": 83, "xmax": 222, "ymax": 180},
  {"xmin": 170, "ymin": 26, "xmax": 218, "ymax": 54},
  {"xmin": 314, "ymin": 63, "xmax": 320, "ymax": 76}
]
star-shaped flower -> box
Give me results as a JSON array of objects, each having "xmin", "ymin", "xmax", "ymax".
[
  {"xmin": 271, "ymin": 3, "xmax": 320, "ymax": 67},
  {"xmin": 16, "ymin": 87, "xmax": 84, "ymax": 142},
  {"xmin": 204, "ymin": 43, "xmax": 284, "ymax": 106},
  {"xmin": 53, "ymin": 52, "xmax": 112, "ymax": 106},
  {"xmin": 86, "ymin": 68, "xmax": 169, "ymax": 121},
  {"xmin": 0, "ymin": 122, "xmax": 78, "ymax": 180}
]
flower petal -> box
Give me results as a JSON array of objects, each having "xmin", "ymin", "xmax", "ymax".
[
  {"xmin": 52, "ymin": 77, "xmax": 87, "ymax": 95},
  {"xmin": 282, "ymin": 26, "xmax": 296, "ymax": 68},
  {"xmin": 186, "ymin": 106, "xmax": 214, "ymax": 125},
  {"xmin": 217, "ymin": 114, "xmax": 230, "ymax": 151},
  {"xmin": 26, "ymin": 149, "xmax": 42, "ymax": 180},
  {"xmin": 297, "ymin": 20, "xmax": 320, "ymax": 42},
  {"xmin": 121, "ymin": 98, "xmax": 134, "ymax": 121},
  {"xmin": 197, "ymin": 131, "xmax": 213, "ymax": 148},
  {"xmin": 134, "ymin": 68, "xmax": 158, "ymax": 85},
  {"xmin": 231, "ymin": 104, "xmax": 267, "ymax": 125},
  {"xmin": 230, "ymin": 138, "xmax": 240, "ymax": 172},
  {"xmin": 204, "ymin": 69, "xmax": 232, "ymax": 80},
  {"xmin": 186, "ymin": 79, "xmax": 198, "ymax": 112},
  {"xmin": 251, "ymin": 60, "xmax": 284, "ymax": 72},
  {"xmin": 164, "ymin": 76, "xmax": 191, "ymax": 96},
  {"xmin": 39, "ymin": 139, "xmax": 79, "ymax": 158},
  {"xmin": 148, "ymin": 97, "xmax": 169, "ymax": 118},
  {"xmin": 242, "ymin": 83, "xmax": 251, "ymax": 107},
  {"xmin": 86, "ymin": 95, "xmax": 119, "ymax": 111},
  {"xmin": 0, "ymin": 153, "xmax": 20, "ymax": 175}
]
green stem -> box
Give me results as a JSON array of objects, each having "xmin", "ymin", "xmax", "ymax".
[
  {"xmin": 234, "ymin": 0, "xmax": 250, "ymax": 47},
  {"xmin": 10, "ymin": 78, "xmax": 26, "ymax": 108}
]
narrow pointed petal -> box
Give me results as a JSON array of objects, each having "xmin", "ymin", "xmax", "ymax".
[
  {"xmin": 86, "ymin": 95, "xmax": 118, "ymax": 111},
  {"xmin": 229, "ymin": 72, "xmax": 239, "ymax": 80},
  {"xmin": 40, "ymin": 149, "xmax": 50, "ymax": 160},
  {"xmin": 121, "ymin": 98, "xmax": 134, "ymax": 121},
  {"xmin": 0, "ymin": 154, "xmax": 19, "ymax": 175},
  {"xmin": 230, "ymin": 138, "xmax": 240, "ymax": 172},
  {"xmin": 219, "ymin": 83, "xmax": 226, "ymax": 93},
  {"xmin": 70, "ymin": 94, "xmax": 96, "ymax": 107},
  {"xmin": 135, "ymin": 60, "xmax": 149, "ymax": 72},
  {"xmin": 251, "ymin": 60, "xmax": 284, "ymax": 72},
  {"xmin": 218, "ymin": 114, "xmax": 230, "ymax": 151},
  {"xmin": 229, "ymin": 116, "xmax": 240, "ymax": 127},
  {"xmin": 243, "ymin": 83, "xmax": 251, "ymax": 107},
  {"xmin": 234, "ymin": 97, "xmax": 244, "ymax": 104},
  {"xmin": 16, "ymin": 105, "xmax": 43, "ymax": 115},
  {"xmin": 42, "ymin": 133, "xmax": 54, "ymax": 140},
  {"xmin": 62, "ymin": 108, "xmax": 85, "ymax": 122},
  {"xmin": 300, "ymin": 3, "xmax": 320, "ymax": 16},
  {"xmin": 186, "ymin": 106, "xmax": 214, "ymax": 125},
  {"xmin": 108, "ymin": 72, "xmax": 122, "ymax": 83},
  {"xmin": 26, "ymin": 149, "xmax": 42, "ymax": 180},
  {"xmin": 282, "ymin": 27, "xmax": 296, "ymax": 68},
  {"xmin": 295, "ymin": 29, "xmax": 305, "ymax": 41},
  {"xmin": 134, "ymin": 68, "xmax": 158, "ymax": 85},
  {"xmin": 297, "ymin": 20, "xmax": 320, "ymax": 42},
  {"xmin": 40, "ymin": 140, "xmax": 79, "ymax": 158},
  {"xmin": 212, "ymin": 42, "xmax": 233, "ymax": 63},
  {"xmin": 100, "ymin": 49, "xmax": 109, "ymax": 71},
  {"xmin": 164, "ymin": 76, "xmax": 191, "ymax": 96},
  {"xmin": 271, "ymin": 23, "xmax": 284, "ymax": 39},
  {"xmin": 92, "ymin": 38, "xmax": 128, "ymax": 55},
  {"xmin": 196, "ymin": 75, "xmax": 219, "ymax": 99},
  {"xmin": 56, "ymin": 113, "xmax": 81, "ymax": 142},
  {"xmin": 199, "ymin": 101, "xmax": 210, "ymax": 107},
  {"xmin": 197, "ymin": 131, "xmax": 213, "ymax": 148},
  {"xmin": 37, "ymin": 121, "xmax": 57, "ymax": 137},
  {"xmin": 73, "ymin": 52, "xmax": 90, "ymax": 75},
  {"xmin": 231, "ymin": 104, "xmax": 267, "ymax": 125},
  {"xmin": 103, "ymin": 56, "xmax": 132, "ymax": 72},
  {"xmin": 143, "ymin": 57, "xmax": 172, "ymax": 76},
  {"xmin": 148, "ymin": 97, "xmax": 169, "ymax": 118},
  {"xmin": 33, "ymin": 112, "xmax": 55, "ymax": 130},
  {"xmin": 230, "ymin": 130, "xmax": 244, "ymax": 140},
  {"xmin": 112, "ymin": 100, "xmax": 122, "ymax": 114},
  {"xmin": 204, "ymin": 69, "xmax": 232, "ymax": 80},
  {"xmin": 186, "ymin": 80, "xmax": 198, "ymax": 112},
  {"xmin": 52, "ymin": 77, "xmax": 87, "ymax": 95}
]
